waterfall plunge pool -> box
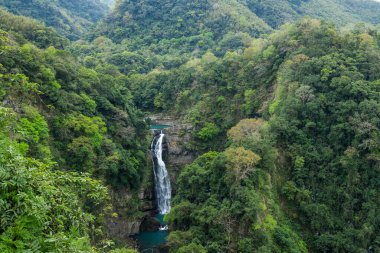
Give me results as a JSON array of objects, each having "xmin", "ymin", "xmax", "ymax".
[{"xmin": 132, "ymin": 214, "xmax": 168, "ymax": 252}]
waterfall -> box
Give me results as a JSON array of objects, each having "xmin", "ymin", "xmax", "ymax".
[{"xmin": 151, "ymin": 132, "xmax": 171, "ymax": 214}]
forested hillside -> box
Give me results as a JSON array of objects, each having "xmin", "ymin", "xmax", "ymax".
[
  {"xmin": 0, "ymin": 0, "xmax": 380, "ymax": 252},
  {"xmin": 92, "ymin": 0, "xmax": 380, "ymax": 53},
  {"xmin": 0, "ymin": 10, "xmax": 143, "ymax": 252},
  {"xmin": 72, "ymin": 0, "xmax": 380, "ymax": 76},
  {"xmin": 162, "ymin": 20, "xmax": 380, "ymax": 252},
  {"xmin": 243, "ymin": 0, "xmax": 380, "ymax": 28},
  {"xmin": 0, "ymin": 0, "xmax": 109, "ymax": 40}
]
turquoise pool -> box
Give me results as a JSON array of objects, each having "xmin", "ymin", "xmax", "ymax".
[
  {"xmin": 132, "ymin": 214, "xmax": 169, "ymax": 252},
  {"xmin": 149, "ymin": 124, "xmax": 172, "ymax": 130}
]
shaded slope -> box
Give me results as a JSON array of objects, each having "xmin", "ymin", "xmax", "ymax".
[
  {"xmin": 93, "ymin": 0, "xmax": 380, "ymax": 54},
  {"xmin": 0, "ymin": 0, "xmax": 109, "ymax": 40},
  {"xmin": 244, "ymin": 0, "xmax": 380, "ymax": 28},
  {"xmin": 91, "ymin": 0, "xmax": 272, "ymax": 54}
]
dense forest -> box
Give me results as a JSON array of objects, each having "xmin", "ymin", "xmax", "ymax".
[
  {"xmin": 0, "ymin": 0, "xmax": 379, "ymax": 252},
  {"xmin": 164, "ymin": 20, "xmax": 380, "ymax": 252},
  {"xmin": 0, "ymin": 0, "xmax": 110, "ymax": 40},
  {"xmin": 0, "ymin": 9, "xmax": 142, "ymax": 253}
]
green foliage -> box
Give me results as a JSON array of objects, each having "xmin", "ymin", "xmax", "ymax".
[
  {"xmin": 196, "ymin": 123, "xmax": 220, "ymax": 142},
  {"xmin": 16, "ymin": 106, "xmax": 51, "ymax": 160},
  {"xmin": 17, "ymin": 106, "xmax": 49, "ymax": 144},
  {"xmin": 0, "ymin": 20, "xmax": 147, "ymax": 189},
  {"xmin": 168, "ymin": 147, "xmax": 306, "ymax": 252},
  {"xmin": 168, "ymin": 19, "xmax": 380, "ymax": 253},
  {"xmin": 264, "ymin": 20, "xmax": 380, "ymax": 252},
  {"xmin": 91, "ymin": 0, "xmax": 270, "ymax": 54},
  {"xmin": 244, "ymin": 0, "xmax": 380, "ymax": 28},
  {"xmin": 0, "ymin": 0, "xmax": 109, "ymax": 40},
  {"xmin": 0, "ymin": 10, "xmax": 68, "ymax": 48},
  {"xmin": 177, "ymin": 243, "xmax": 207, "ymax": 253},
  {"xmin": 0, "ymin": 106, "xmax": 109, "ymax": 252},
  {"xmin": 79, "ymin": 0, "xmax": 380, "ymax": 77},
  {"xmin": 0, "ymin": 11, "xmax": 148, "ymax": 251}
]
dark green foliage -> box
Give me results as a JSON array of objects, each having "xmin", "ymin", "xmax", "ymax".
[
  {"xmin": 72, "ymin": 0, "xmax": 380, "ymax": 81},
  {"xmin": 244, "ymin": 0, "xmax": 380, "ymax": 28},
  {"xmin": 0, "ymin": 10, "xmax": 147, "ymax": 251},
  {"xmin": 266, "ymin": 21, "xmax": 380, "ymax": 252},
  {"xmin": 92, "ymin": 0, "xmax": 270, "ymax": 52},
  {"xmin": 168, "ymin": 129, "xmax": 307, "ymax": 252},
  {"xmin": 0, "ymin": 105, "xmax": 109, "ymax": 252},
  {"xmin": 0, "ymin": 10, "xmax": 68, "ymax": 48},
  {"xmin": 86, "ymin": 0, "xmax": 380, "ymax": 61},
  {"xmin": 0, "ymin": 0, "xmax": 109, "ymax": 40},
  {"xmin": 166, "ymin": 19, "xmax": 380, "ymax": 252},
  {"xmin": 0, "ymin": 12, "xmax": 148, "ymax": 189}
]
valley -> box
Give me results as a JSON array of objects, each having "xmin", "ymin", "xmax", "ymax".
[{"xmin": 0, "ymin": 1, "xmax": 379, "ymax": 253}]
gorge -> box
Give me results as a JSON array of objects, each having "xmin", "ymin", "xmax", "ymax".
[{"xmin": 0, "ymin": 1, "xmax": 379, "ymax": 252}]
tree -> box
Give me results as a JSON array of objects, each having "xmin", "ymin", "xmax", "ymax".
[
  {"xmin": 177, "ymin": 243, "xmax": 207, "ymax": 253},
  {"xmin": 228, "ymin": 118, "xmax": 265, "ymax": 144},
  {"xmin": 196, "ymin": 122, "xmax": 220, "ymax": 141},
  {"xmin": 0, "ymin": 107, "xmax": 109, "ymax": 252},
  {"xmin": 295, "ymin": 85, "xmax": 315, "ymax": 104},
  {"xmin": 224, "ymin": 147, "xmax": 261, "ymax": 182}
]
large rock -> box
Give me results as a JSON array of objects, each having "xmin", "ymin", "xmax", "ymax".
[{"xmin": 140, "ymin": 216, "xmax": 161, "ymax": 232}]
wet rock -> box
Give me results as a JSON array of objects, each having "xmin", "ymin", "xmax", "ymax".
[
  {"xmin": 143, "ymin": 200, "xmax": 155, "ymax": 211},
  {"xmin": 140, "ymin": 216, "xmax": 161, "ymax": 232}
]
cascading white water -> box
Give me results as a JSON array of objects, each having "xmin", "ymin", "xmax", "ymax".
[{"xmin": 151, "ymin": 133, "xmax": 171, "ymax": 215}]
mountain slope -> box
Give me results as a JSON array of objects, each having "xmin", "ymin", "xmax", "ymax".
[
  {"xmin": 162, "ymin": 19, "xmax": 380, "ymax": 253},
  {"xmin": 81, "ymin": 0, "xmax": 380, "ymax": 76},
  {"xmin": 91, "ymin": 0, "xmax": 272, "ymax": 55},
  {"xmin": 0, "ymin": 0, "xmax": 109, "ymax": 40},
  {"xmin": 0, "ymin": 10, "xmax": 146, "ymax": 251},
  {"xmin": 243, "ymin": 0, "xmax": 380, "ymax": 28},
  {"xmin": 93, "ymin": 0, "xmax": 380, "ymax": 54},
  {"xmin": 0, "ymin": 9, "xmax": 68, "ymax": 48}
]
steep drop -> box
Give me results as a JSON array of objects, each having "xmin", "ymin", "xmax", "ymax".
[{"xmin": 151, "ymin": 132, "xmax": 171, "ymax": 215}]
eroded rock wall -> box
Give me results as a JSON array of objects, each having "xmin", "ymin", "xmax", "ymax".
[{"xmin": 149, "ymin": 114, "xmax": 197, "ymax": 186}]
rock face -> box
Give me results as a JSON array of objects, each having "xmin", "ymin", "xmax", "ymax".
[
  {"xmin": 106, "ymin": 183, "xmax": 155, "ymax": 239},
  {"xmin": 148, "ymin": 114, "xmax": 197, "ymax": 184},
  {"xmin": 107, "ymin": 219, "xmax": 141, "ymax": 238}
]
